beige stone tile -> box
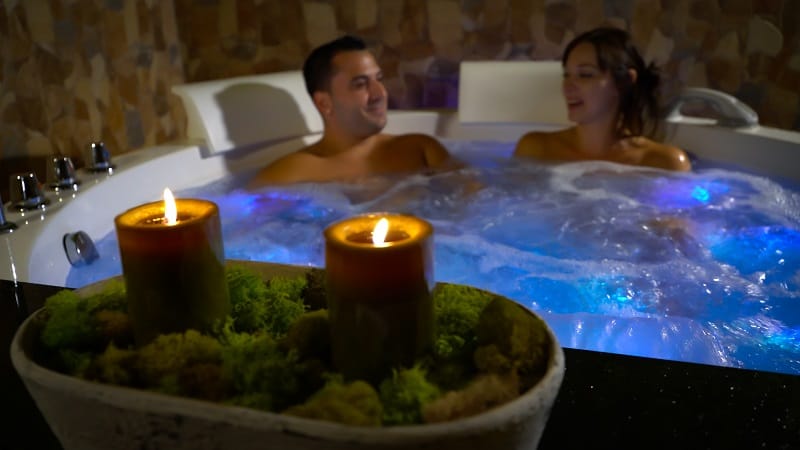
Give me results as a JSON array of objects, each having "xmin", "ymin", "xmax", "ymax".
[
  {"xmin": 22, "ymin": 0, "xmax": 55, "ymax": 48},
  {"xmin": 428, "ymin": 0, "xmax": 463, "ymax": 48},
  {"xmin": 745, "ymin": 16, "xmax": 782, "ymax": 57},
  {"xmin": 90, "ymin": 54, "xmax": 111, "ymax": 107},
  {"xmin": 124, "ymin": 0, "xmax": 140, "ymax": 44},
  {"xmin": 218, "ymin": 0, "xmax": 238, "ymax": 39},
  {"xmin": 25, "ymin": 132, "xmax": 55, "ymax": 158},
  {"xmin": 481, "ymin": 0, "xmax": 508, "ymax": 30},
  {"xmin": 644, "ymin": 28, "xmax": 674, "ymax": 67},
  {"xmin": 43, "ymin": 86, "xmax": 70, "ymax": 122},
  {"xmin": 574, "ymin": 0, "xmax": 605, "ymax": 33},
  {"xmin": 761, "ymin": 83, "xmax": 798, "ymax": 129},
  {"xmin": 713, "ymin": 31, "xmax": 741, "ymax": 61},
  {"xmin": 160, "ymin": 0, "xmax": 179, "ymax": 45},
  {"xmin": 378, "ymin": 1, "xmax": 403, "ymax": 47},
  {"xmin": 355, "ymin": 0, "xmax": 377, "ymax": 30},
  {"xmin": 303, "ymin": 1, "xmax": 338, "ymax": 49}
]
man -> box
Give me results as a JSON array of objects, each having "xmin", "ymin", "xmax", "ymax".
[{"xmin": 248, "ymin": 35, "xmax": 454, "ymax": 187}]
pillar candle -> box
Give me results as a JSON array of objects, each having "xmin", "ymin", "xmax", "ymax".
[
  {"xmin": 324, "ymin": 213, "xmax": 434, "ymax": 382},
  {"xmin": 114, "ymin": 190, "xmax": 229, "ymax": 345}
]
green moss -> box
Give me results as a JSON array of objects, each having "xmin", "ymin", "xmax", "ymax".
[
  {"xmin": 281, "ymin": 309, "xmax": 330, "ymax": 361},
  {"xmin": 284, "ymin": 377, "xmax": 382, "ymax": 426},
  {"xmin": 136, "ymin": 329, "xmax": 222, "ymax": 388},
  {"xmin": 474, "ymin": 297, "xmax": 549, "ymax": 391},
  {"xmin": 35, "ymin": 266, "xmax": 551, "ymax": 426},
  {"xmin": 40, "ymin": 279, "xmax": 127, "ymax": 350},
  {"xmin": 432, "ymin": 284, "xmax": 492, "ymax": 360},
  {"xmin": 221, "ymin": 331, "xmax": 323, "ymax": 412},
  {"xmin": 379, "ymin": 366, "xmax": 440, "ymax": 425},
  {"xmin": 226, "ymin": 265, "xmax": 270, "ymax": 333},
  {"xmin": 262, "ymin": 276, "xmax": 307, "ymax": 337},
  {"xmin": 425, "ymin": 284, "xmax": 494, "ymax": 389},
  {"xmin": 225, "ymin": 264, "xmax": 307, "ymax": 337},
  {"xmin": 87, "ymin": 343, "xmax": 137, "ymax": 385}
]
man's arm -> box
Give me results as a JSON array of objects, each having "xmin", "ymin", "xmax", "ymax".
[{"xmin": 420, "ymin": 135, "xmax": 452, "ymax": 168}]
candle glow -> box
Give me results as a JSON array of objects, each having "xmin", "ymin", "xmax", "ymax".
[
  {"xmin": 164, "ymin": 188, "xmax": 177, "ymax": 225},
  {"xmin": 114, "ymin": 194, "xmax": 229, "ymax": 345},
  {"xmin": 324, "ymin": 213, "xmax": 434, "ymax": 382},
  {"xmin": 372, "ymin": 218, "xmax": 389, "ymax": 245}
]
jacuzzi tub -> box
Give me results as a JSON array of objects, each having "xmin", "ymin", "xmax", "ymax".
[
  {"xmin": 2, "ymin": 65, "xmax": 799, "ymax": 374},
  {"xmin": 4, "ymin": 63, "xmax": 798, "ymax": 286}
]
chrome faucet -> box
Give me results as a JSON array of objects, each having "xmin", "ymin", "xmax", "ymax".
[
  {"xmin": 47, "ymin": 156, "xmax": 81, "ymax": 191},
  {"xmin": 63, "ymin": 231, "xmax": 99, "ymax": 266},
  {"xmin": 0, "ymin": 193, "xmax": 18, "ymax": 234},
  {"xmin": 8, "ymin": 172, "xmax": 49, "ymax": 211},
  {"xmin": 85, "ymin": 141, "xmax": 116, "ymax": 173}
]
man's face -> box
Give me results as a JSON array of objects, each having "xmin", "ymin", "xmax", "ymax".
[{"xmin": 321, "ymin": 50, "xmax": 388, "ymax": 138}]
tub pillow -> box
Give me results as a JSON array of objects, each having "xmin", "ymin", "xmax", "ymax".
[
  {"xmin": 172, "ymin": 71, "xmax": 323, "ymax": 155},
  {"xmin": 458, "ymin": 61, "xmax": 569, "ymax": 126}
]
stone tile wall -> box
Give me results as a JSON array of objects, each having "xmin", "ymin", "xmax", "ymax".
[
  {"xmin": 0, "ymin": 0, "xmax": 185, "ymax": 166},
  {"xmin": 1, "ymin": 0, "xmax": 799, "ymax": 169}
]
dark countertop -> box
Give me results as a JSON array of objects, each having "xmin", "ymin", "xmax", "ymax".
[{"xmin": 3, "ymin": 279, "xmax": 798, "ymax": 450}]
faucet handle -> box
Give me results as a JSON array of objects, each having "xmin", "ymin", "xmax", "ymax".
[
  {"xmin": 63, "ymin": 231, "xmax": 99, "ymax": 266},
  {"xmin": 47, "ymin": 156, "xmax": 81, "ymax": 191},
  {"xmin": 8, "ymin": 172, "xmax": 49, "ymax": 211},
  {"xmin": 0, "ymin": 193, "xmax": 18, "ymax": 234},
  {"xmin": 85, "ymin": 141, "xmax": 116, "ymax": 173}
]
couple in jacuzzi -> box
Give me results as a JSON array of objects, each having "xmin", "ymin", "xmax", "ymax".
[{"xmin": 249, "ymin": 28, "xmax": 691, "ymax": 189}]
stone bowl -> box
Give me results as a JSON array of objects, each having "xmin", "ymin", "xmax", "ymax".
[{"xmin": 11, "ymin": 262, "xmax": 565, "ymax": 450}]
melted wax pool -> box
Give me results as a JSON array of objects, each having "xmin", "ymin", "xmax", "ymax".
[{"xmin": 67, "ymin": 141, "xmax": 800, "ymax": 375}]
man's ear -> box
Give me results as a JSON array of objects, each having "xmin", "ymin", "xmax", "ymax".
[
  {"xmin": 313, "ymin": 91, "xmax": 332, "ymax": 117},
  {"xmin": 628, "ymin": 68, "xmax": 638, "ymax": 85}
]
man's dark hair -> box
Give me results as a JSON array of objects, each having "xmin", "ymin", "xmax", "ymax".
[{"xmin": 302, "ymin": 35, "xmax": 367, "ymax": 96}]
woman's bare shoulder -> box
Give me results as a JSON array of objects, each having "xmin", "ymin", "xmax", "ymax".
[
  {"xmin": 514, "ymin": 129, "xmax": 571, "ymax": 159},
  {"xmin": 616, "ymin": 136, "xmax": 693, "ymax": 172},
  {"xmin": 644, "ymin": 143, "xmax": 692, "ymax": 172}
]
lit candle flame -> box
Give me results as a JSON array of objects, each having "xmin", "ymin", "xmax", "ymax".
[
  {"xmin": 372, "ymin": 218, "xmax": 389, "ymax": 245},
  {"xmin": 163, "ymin": 188, "xmax": 177, "ymax": 225}
]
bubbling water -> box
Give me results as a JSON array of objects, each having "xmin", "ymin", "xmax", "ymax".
[{"xmin": 67, "ymin": 140, "xmax": 800, "ymax": 374}]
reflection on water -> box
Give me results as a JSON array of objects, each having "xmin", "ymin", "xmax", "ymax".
[{"xmin": 67, "ymin": 140, "xmax": 800, "ymax": 375}]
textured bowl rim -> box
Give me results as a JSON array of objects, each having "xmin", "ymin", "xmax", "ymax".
[{"xmin": 10, "ymin": 261, "xmax": 565, "ymax": 444}]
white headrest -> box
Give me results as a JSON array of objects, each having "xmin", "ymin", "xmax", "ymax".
[
  {"xmin": 458, "ymin": 61, "xmax": 569, "ymax": 126},
  {"xmin": 171, "ymin": 71, "xmax": 323, "ymax": 155}
]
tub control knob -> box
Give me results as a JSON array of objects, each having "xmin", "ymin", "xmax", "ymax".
[
  {"xmin": 8, "ymin": 172, "xmax": 49, "ymax": 211},
  {"xmin": 86, "ymin": 141, "xmax": 116, "ymax": 173},
  {"xmin": 63, "ymin": 231, "xmax": 99, "ymax": 266},
  {"xmin": 47, "ymin": 156, "xmax": 81, "ymax": 191},
  {"xmin": 0, "ymin": 193, "xmax": 18, "ymax": 234}
]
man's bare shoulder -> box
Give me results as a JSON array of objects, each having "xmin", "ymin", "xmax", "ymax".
[{"xmin": 247, "ymin": 147, "xmax": 322, "ymax": 188}]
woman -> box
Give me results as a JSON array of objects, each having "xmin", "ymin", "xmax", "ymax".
[{"xmin": 514, "ymin": 27, "xmax": 691, "ymax": 171}]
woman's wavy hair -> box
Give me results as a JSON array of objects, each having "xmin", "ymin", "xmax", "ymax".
[{"xmin": 562, "ymin": 27, "xmax": 661, "ymax": 138}]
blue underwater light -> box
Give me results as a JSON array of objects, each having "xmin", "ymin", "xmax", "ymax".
[{"xmin": 691, "ymin": 185, "xmax": 710, "ymax": 203}]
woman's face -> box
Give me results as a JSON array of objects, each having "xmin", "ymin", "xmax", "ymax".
[{"xmin": 562, "ymin": 42, "xmax": 620, "ymax": 126}]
